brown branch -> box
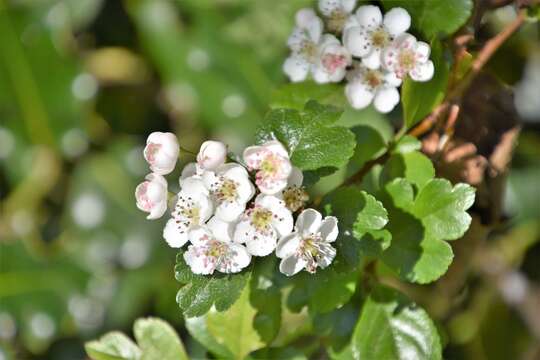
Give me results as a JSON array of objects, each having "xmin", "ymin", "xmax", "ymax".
[{"xmin": 342, "ymin": 152, "xmax": 389, "ymax": 187}]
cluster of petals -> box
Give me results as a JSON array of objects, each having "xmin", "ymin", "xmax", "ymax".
[{"xmin": 284, "ymin": 1, "xmax": 435, "ymax": 113}]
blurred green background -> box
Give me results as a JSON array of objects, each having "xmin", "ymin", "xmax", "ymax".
[{"xmin": 0, "ymin": 1, "xmax": 539, "ymax": 359}]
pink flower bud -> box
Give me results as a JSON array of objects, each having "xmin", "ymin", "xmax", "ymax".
[
  {"xmin": 143, "ymin": 132, "xmax": 179, "ymax": 175},
  {"xmin": 135, "ymin": 173, "xmax": 168, "ymax": 219},
  {"xmin": 197, "ymin": 140, "xmax": 227, "ymax": 170}
]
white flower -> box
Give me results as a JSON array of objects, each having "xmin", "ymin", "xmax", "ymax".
[
  {"xmin": 243, "ymin": 140, "xmax": 292, "ymax": 195},
  {"xmin": 135, "ymin": 173, "xmax": 168, "ymax": 220},
  {"xmin": 276, "ymin": 208, "xmax": 338, "ymax": 276},
  {"xmin": 278, "ymin": 167, "xmax": 309, "ymax": 212},
  {"xmin": 202, "ymin": 163, "xmax": 255, "ymax": 222},
  {"xmin": 312, "ymin": 35, "xmax": 352, "ymax": 83},
  {"xmin": 143, "ymin": 132, "xmax": 179, "ymax": 175},
  {"xmin": 184, "ymin": 217, "xmax": 251, "ymax": 275},
  {"xmin": 318, "ymin": 0, "xmax": 357, "ymax": 33},
  {"xmin": 382, "ymin": 33, "xmax": 434, "ymax": 82},
  {"xmin": 343, "ymin": 6, "xmax": 411, "ymax": 69},
  {"xmin": 283, "ymin": 9, "xmax": 324, "ymax": 82},
  {"xmin": 196, "ymin": 140, "xmax": 227, "ymax": 171},
  {"xmin": 345, "ymin": 61, "xmax": 402, "ymax": 113},
  {"xmin": 163, "ymin": 178, "xmax": 213, "ymax": 248},
  {"xmin": 234, "ymin": 195, "xmax": 293, "ymax": 257}
]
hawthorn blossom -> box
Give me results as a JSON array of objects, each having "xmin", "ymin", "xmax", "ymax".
[
  {"xmin": 243, "ymin": 140, "xmax": 292, "ymax": 195},
  {"xmin": 318, "ymin": 0, "xmax": 357, "ymax": 33},
  {"xmin": 313, "ymin": 35, "xmax": 352, "ymax": 83},
  {"xmin": 202, "ymin": 163, "xmax": 255, "ymax": 222},
  {"xmin": 197, "ymin": 140, "xmax": 227, "ymax": 171},
  {"xmin": 234, "ymin": 195, "xmax": 293, "ymax": 257},
  {"xmin": 135, "ymin": 173, "xmax": 168, "ymax": 220},
  {"xmin": 143, "ymin": 132, "xmax": 179, "ymax": 175},
  {"xmin": 345, "ymin": 61, "xmax": 402, "ymax": 113},
  {"xmin": 343, "ymin": 5, "xmax": 411, "ymax": 69},
  {"xmin": 276, "ymin": 208, "xmax": 338, "ymax": 276},
  {"xmin": 382, "ymin": 33, "xmax": 434, "ymax": 81},
  {"xmin": 163, "ymin": 178, "xmax": 213, "ymax": 248},
  {"xmin": 184, "ymin": 217, "xmax": 251, "ymax": 275},
  {"xmin": 283, "ymin": 9, "xmax": 323, "ymax": 82},
  {"xmin": 278, "ymin": 167, "xmax": 309, "ymax": 212}
]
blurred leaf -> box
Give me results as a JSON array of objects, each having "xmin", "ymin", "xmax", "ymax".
[
  {"xmin": 271, "ymin": 82, "xmax": 346, "ymax": 110},
  {"xmin": 256, "ymin": 101, "xmax": 356, "ymax": 171},
  {"xmin": 134, "ymin": 318, "xmax": 189, "ymax": 360},
  {"xmin": 352, "ymin": 286, "xmax": 442, "ymax": 360},
  {"xmin": 206, "ymin": 286, "xmax": 264, "ymax": 360},
  {"xmin": 248, "ymin": 346, "xmax": 308, "ymax": 360},
  {"xmin": 400, "ymin": 41, "xmax": 449, "ymax": 129},
  {"xmin": 392, "ymin": 135, "xmax": 422, "ymax": 154},
  {"xmin": 85, "ymin": 332, "xmax": 141, "ymax": 360},
  {"xmin": 185, "ymin": 317, "xmax": 233, "ymax": 359},
  {"xmin": 382, "ymin": 0, "xmax": 473, "ymax": 39},
  {"xmin": 175, "ymin": 252, "xmax": 251, "ymax": 317}
]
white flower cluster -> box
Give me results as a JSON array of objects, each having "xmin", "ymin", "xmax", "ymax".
[
  {"xmin": 283, "ymin": 1, "xmax": 435, "ymax": 113},
  {"xmin": 135, "ymin": 133, "xmax": 338, "ymax": 277}
]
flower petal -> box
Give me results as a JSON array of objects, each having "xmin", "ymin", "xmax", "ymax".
[
  {"xmin": 318, "ymin": 0, "xmax": 341, "ymax": 17},
  {"xmin": 355, "ymin": 5, "xmax": 382, "ymax": 29},
  {"xmin": 415, "ymin": 41, "xmax": 431, "ymax": 63},
  {"xmin": 257, "ymin": 177, "xmax": 288, "ymax": 195},
  {"xmin": 283, "ymin": 55, "xmax": 310, "ymax": 83},
  {"xmin": 383, "ymin": 70, "xmax": 402, "ymax": 87},
  {"xmin": 275, "ymin": 232, "xmax": 301, "ymax": 258},
  {"xmin": 188, "ymin": 226, "xmax": 213, "ymax": 245},
  {"xmin": 373, "ymin": 86, "xmax": 400, "ymax": 113},
  {"xmin": 207, "ymin": 216, "xmax": 234, "ymax": 242},
  {"xmin": 343, "ymin": 26, "xmax": 372, "ymax": 58},
  {"xmin": 271, "ymin": 205, "xmax": 294, "ymax": 238},
  {"xmin": 216, "ymin": 243, "xmax": 251, "ymax": 273},
  {"xmin": 215, "ymin": 200, "xmax": 246, "ymax": 222},
  {"xmin": 383, "ymin": 7, "xmax": 411, "ymax": 37},
  {"xmin": 316, "ymin": 246, "xmax": 337, "ymax": 269},
  {"xmin": 288, "ymin": 167, "xmax": 304, "ymax": 187},
  {"xmin": 319, "ymin": 216, "xmax": 339, "ymax": 242},
  {"xmin": 312, "ymin": 66, "xmax": 332, "ymax": 84},
  {"xmin": 295, "ymin": 8, "xmax": 323, "ymax": 42},
  {"xmin": 361, "ymin": 47, "xmax": 382, "ymax": 69},
  {"xmin": 235, "ymin": 175, "xmax": 256, "ymax": 203},
  {"xmin": 180, "ymin": 162, "xmax": 198, "ymax": 181},
  {"xmin": 345, "ymin": 81, "xmax": 375, "ymax": 110},
  {"xmin": 279, "ymin": 255, "xmax": 307, "ymax": 277},
  {"xmin": 181, "ymin": 177, "xmax": 209, "ymax": 196},
  {"xmin": 410, "ymin": 60, "xmax": 434, "ymax": 82},
  {"xmin": 184, "ymin": 245, "xmax": 216, "ymax": 275},
  {"xmin": 342, "ymin": 0, "xmax": 357, "ymax": 13},
  {"xmin": 163, "ymin": 218, "xmax": 189, "ymax": 248},
  {"xmin": 264, "ymin": 140, "xmax": 290, "ymax": 159},
  {"xmin": 296, "ymin": 208, "xmax": 323, "ymax": 235},
  {"xmin": 148, "ymin": 198, "xmax": 167, "ymax": 220},
  {"xmin": 234, "ymin": 221, "xmax": 278, "ymax": 256}
]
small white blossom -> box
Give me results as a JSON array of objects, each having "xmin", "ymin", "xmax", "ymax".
[
  {"xmin": 202, "ymin": 163, "xmax": 255, "ymax": 222},
  {"xmin": 243, "ymin": 140, "xmax": 292, "ymax": 195},
  {"xmin": 382, "ymin": 33, "xmax": 434, "ymax": 81},
  {"xmin": 318, "ymin": 0, "xmax": 357, "ymax": 33},
  {"xmin": 163, "ymin": 178, "xmax": 213, "ymax": 248},
  {"xmin": 135, "ymin": 173, "xmax": 168, "ymax": 220},
  {"xmin": 143, "ymin": 132, "xmax": 179, "ymax": 175},
  {"xmin": 313, "ymin": 35, "xmax": 352, "ymax": 83},
  {"xmin": 345, "ymin": 61, "xmax": 402, "ymax": 113},
  {"xmin": 196, "ymin": 140, "xmax": 227, "ymax": 171},
  {"xmin": 343, "ymin": 6, "xmax": 411, "ymax": 69},
  {"xmin": 184, "ymin": 217, "xmax": 251, "ymax": 275},
  {"xmin": 283, "ymin": 9, "xmax": 325, "ymax": 82},
  {"xmin": 234, "ymin": 195, "xmax": 293, "ymax": 257},
  {"xmin": 278, "ymin": 167, "xmax": 309, "ymax": 212},
  {"xmin": 276, "ymin": 208, "xmax": 338, "ymax": 276}
]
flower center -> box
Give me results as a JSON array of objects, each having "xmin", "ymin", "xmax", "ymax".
[
  {"xmin": 398, "ymin": 49, "xmax": 417, "ymax": 72},
  {"xmin": 206, "ymin": 240, "xmax": 227, "ymax": 259},
  {"xmin": 181, "ymin": 206, "xmax": 200, "ymax": 224},
  {"xmin": 300, "ymin": 41, "xmax": 319, "ymax": 63},
  {"xmin": 371, "ymin": 28, "xmax": 390, "ymax": 48},
  {"xmin": 215, "ymin": 178, "xmax": 238, "ymax": 202},
  {"xmin": 326, "ymin": 10, "xmax": 347, "ymax": 33},
  {"xmin": 260, "ymin": 154, "xmax": 280, "ymax": 177},
  {"xmin": 144, "ymin": 143, "xmax": 161, "ymax": 162},
  {"xmin": 322, "ymin": 53, "xmax": 347, "ymax": 74},
  {"xmin": 250, "ymin": 207, "xmax": 273, "ymax": 232},
  {"xmin": 282, "ymin": 186, "xmax": 309, "ymax": 212},
  {"xmin": 363, "ymin": 69, "xmax": 383, "ymax": 89},
  {"xmin": 298, "ymin": 233, "xmax": 336, "ymax": 273}
]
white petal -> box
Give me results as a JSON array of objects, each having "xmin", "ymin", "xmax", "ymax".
[
  {"xmin": 257, "ymin": 178, "xmax": 288, "ymax": 195},
  {"xmin": 383, "ymin": 7, "xmax": 411, "ymax": 37},
  {"xmin": 216, "ymin": 243, "xmax": 251, "ymax": 273},
  {"xmin": 246, "ymin": 232, "xmax": 278, "ymax": 257},
  {"xmin": 275, "ymin": 232, "xmax": 301, "ymax": 258},
  {"xmin": 361, "ymin": 48, "xmax": 381, "ymax": 69},
  {"xmin": 197, "ymin": 140, "xmax": 227, "ymax": 170},
  {"xmin": 319, "ymin": 216, "xmax": 339, "ymax": 242},
  {"xmin": 198, "ymin": 195, "xmax": 213, "ymax": 223},
  {"xmin": 342, "ymin": 0, "xmax": 357, "ymax": 13},
  {"xmin": 279, "ymin": 255, "xmax": 307, "ymax": 277},
  {"xmin": 383, "ymin": 70, "xmax": 402, "ymax": 87},
  {"xmin": 296, "ymin": 208, "xmax": 323, "ymax": 235},
  {"xmin": 317, "ymin": 247, "xmax": 337, "ymax": 269},
  {"xmin": 345, "ymin": 81, "xmax": 375, "ymax": 110},
  {"xmin": 373, "ymin": 86, "xmax": 400, "ymax": 113},
  {"xmin": 354, "ymin": 5, "xmax": 382, "ymax": 29},
  {"xmin": 264, "ymin": 140, "xmax": 289, "ymax": 159},
  {"xmin": 343, "ymin": 26, "xmax": 372, "ymax": 58},
  {"xmin": 283, "ymin": 55, "xmax": 310, "ymax": 82},
  {"xmin": 235, "ymin": 176, "xmax": 256, "ymax": 203},
  {"xmin": 180, "ymin": 162, "xmax": 198, "ymax": 180},
  {"xmin": 243, "ymin": 144, "xmax": 265, "ymax": 169},
  {"xmin": 188, "ymin": 226, "xmax": 213, "ymax": 245},
  {"xmin": 318, "ymin": 0, "xmax": 341, "ymax": 17},
  {"xmin": 215, "ymin": 200, "xmax": 246, "ymax": 222},
  {"xmin": 306, "ymin": 16, "xmax": 324, "ymax": 43},
  {"xmin": 312, "ymin": 66, "xmax": 332, "ymax": 84},
  {"xmin": 146, "ymin": 173, "xmax": 167, "ymax": 188},
  {"xmin": 410, "ymin": 60, "xmax": 434, "ymax": 82},
  {"xmin": 295, "ymin": 8, "xmax": 317, "ymax": 28},
  {"xmin": 148, "ymin": 200, "xmax": 167, "ymax": 220},
  {"xmin": 207, "ymin": 216, "xmax": 234, "ymax": 242},
  {"xmin": 163, "ymin": 218, "xmax": 189, "ymax": 248},
  {"xmin": 288, "ymin": 167, "xmax": 304, "ymax": 187},
  {"xmin": 184, "ymin": 245, "xmax": 215, "ymax": 275},
  {"xmin": 415, "ymin": 41, "xmax": 431, "ymax": 63},
  {"xmin": 180, "ymin": 177, "xmax": 209, "ymax": 196},
  {"xmin": 271, "ymin": 205, "xmax": 294, "ymax": 238}
]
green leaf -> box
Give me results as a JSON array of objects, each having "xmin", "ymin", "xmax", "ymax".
[
  {"xmin": 352, "ymin": 287, "xmax": 442, "ymax": 360},
  {"xmin": 400, "ymin": 41, "xmax": 450, "ymax": 129},
  {"xmin": 392, "ymin": 135, "xmax": 422, "ymax": 154},
  {"xmin": 352, "ymin": 191, "xmax": 391, "ymax": 256},
  {"xmin": 256, "ymin": 101, "xmax": 356, "ymax": 171},
  {"xmin": 381, "ymin": 151, "xmax": 435, "ymax": 189},
  {"xmin": 85, "ymin": 332, "xmax": 141, "ymax": 360},
  {"xmin": 175, "ymin": 252, "xmax": 251, "ymax": 317},
  {"xmin": 382, "ymin": 0, "xmax": 473, "ymax": 39},
  {"xmin": 270, "ymin": 82, "xmax": 346, "ymax": 110},
  {"xmin": 206, "ymin": 286, "xmax": 264, "ymax": 360},
  {"xmin": 134, "ymin": 318, "xmax": 189, "ymax": 360},
  {"xmin": 185, "ymin": 317, "xmax": 234, "ymax": 359}
]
